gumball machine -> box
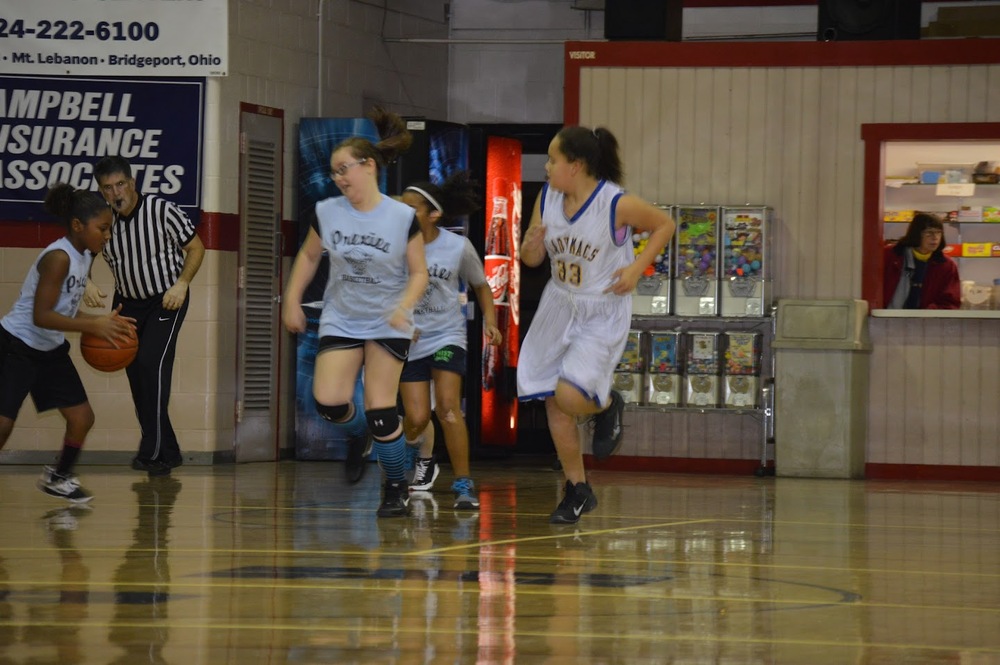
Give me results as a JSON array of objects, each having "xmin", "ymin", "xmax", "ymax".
[
  {"xmin": 646, "ymin": 330, "xmax": 683, "ymax": 406},
  {"xmin": 631, "ymin": 204, "xmax": 673, "ymax": 316},
  {"xmin": 684, "ymin": 331, "xmax": 721, "ymax": 407},
  {"xmin": 722, "ymin": 331, "xmax": 762, "ymax": 408},
  {"xmin": 613, "ymin": 330, "xmax": 645, "ymax": 405},
  {"xmin": 720, "ymin": 206, "xmax": 772, "ymax": 317},
  {"xmin": 673, "ymin": 205, "xmax": 720, "ymax": 316}
]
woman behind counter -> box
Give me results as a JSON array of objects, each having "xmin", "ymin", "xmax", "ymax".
[{"xmin": 883, "ymin": 212, "xmax": 961, "ymax": 310}]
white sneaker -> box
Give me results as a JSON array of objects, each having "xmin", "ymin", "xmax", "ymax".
[{"xmin": 37, "ymin": 466, "xmax": 93, "ymax": 503}]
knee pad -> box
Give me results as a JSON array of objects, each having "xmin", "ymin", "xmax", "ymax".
[
  {"xmin": 366, "ymin": 406, "xmax": 400, "ymax": 439},
  {"xmin": 316, "ymin": 401, "xmax": 351, "ymax": 423}
]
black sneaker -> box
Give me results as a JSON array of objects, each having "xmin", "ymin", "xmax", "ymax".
[
  {"xmin": 161, "ymin": 455, "xmax": 184, "ymax": 470},
  {"xmin": 131, "ymin": 457, "xmax": 172, "ymax": 477},
  {"xmin": 592, "ymin": 390, "xmax": 625, "ymax": 460},
  {"xmin": 377, "ymin": 480, "xmax": 411, "ymax": 518},
  {"xmin": 549, "ymin": 480, "xmax": 597, "ymax": 524},
  {"xmin": 344, "ymin": 432, "xmax": 372, "ymax": 484},
  {"xmin": 409, "ymin": 456, "xmax": 440, "ymax": 491},
  {"xmin": 37, "ymin": 467, "xmax": 93, "ymax": 504}
]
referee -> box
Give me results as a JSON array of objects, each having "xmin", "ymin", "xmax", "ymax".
[{"xmin": 88, "ymin": 156, "xmax": 205, "ymax": 476}]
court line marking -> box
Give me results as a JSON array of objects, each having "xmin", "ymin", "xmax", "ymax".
[
  {"xmin": 415, "ymin": 517, "xmax": 718, "ymax": 554},
  {"xmin": 0, "ymin": 617, "xmax": 997, "ymax": 655},
  {"xmin": 1, "ymin": 543, "xmax": 998, "ymax": 580},
  {"xmin": 1, "ymin": 577, "xmax": 998, "ymax": 616}
]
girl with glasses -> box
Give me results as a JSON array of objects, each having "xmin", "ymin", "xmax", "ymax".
[
  {"xmin": 884, "ymin": 212, "xmax": 961, "ymax": 310},
  {"xmin": 283, "ymin": 108, "xmax": 428, "ymax": 517}
]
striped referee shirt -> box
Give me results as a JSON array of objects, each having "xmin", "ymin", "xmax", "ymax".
[{"xmin": 103, "ymin": 193, "xmax": 198, "ymax": 300}]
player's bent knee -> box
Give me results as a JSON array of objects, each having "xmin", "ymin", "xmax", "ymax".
[
  {"xmin": 404, "ymin": 411, "xmax": 431, "ymax": 433},
  {"xmin": 436, "ymin": 406, "xmax": 461, "ymax": 424},
  {"xmin": 366, "ymin": 406, "xmax": 400, "ymax": 439},
  {"xmin": 316, "ymin": 401, "xmax": 351, "ymax": 423}
]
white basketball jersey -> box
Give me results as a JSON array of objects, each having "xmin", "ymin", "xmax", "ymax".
[
  {"xmin": 411, "ymin": 230, "xmax": 485, "ymax": 360},
  {"xmin": 540, "ymin": 181, "xmax": 632, "ymax": 296},
  {"xmin": 1, "ymin": 236, "xmax": 93, "ymax": 351}
]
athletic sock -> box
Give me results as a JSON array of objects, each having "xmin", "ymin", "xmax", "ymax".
[
  {"xmin": 55, "ymin": 438, "xmax": 84, "ymax": 476},
  {"xmin": 374, "ymin": 433, "xmax": 408, "ymax": 482}
]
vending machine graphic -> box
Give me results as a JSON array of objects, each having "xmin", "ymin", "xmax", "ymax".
[
  {"xmin": 390, "ymin": 119, "xmax": 469, "ymax": 197},
  {"xmin": 480, "ymin": 137, "xmax": 522, "ymax": 447}
]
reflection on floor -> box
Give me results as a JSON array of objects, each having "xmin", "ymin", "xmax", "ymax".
[{"xmin": 0, "ymin": 461, "xmax": 998, "ymax": 663}]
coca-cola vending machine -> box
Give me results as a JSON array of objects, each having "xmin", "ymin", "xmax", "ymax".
[{"xmin": 479, "ymin": 137, "xmax": 522, "ymax": 448}]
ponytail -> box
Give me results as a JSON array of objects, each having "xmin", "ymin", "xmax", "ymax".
[
  {"xmin": 333, "ymin": 106, "xmax": 413, "ymax": 171},
  {"xmin": 556, "ymin": 125, "xmax": 624, "ymax": 185},
  {"xmin": 44, "ymin": 183, "xmax": 108, "ymax": 231},
  {"xmin": 405, "ymin": 171, "xmax": 480, "ymax": 224}
]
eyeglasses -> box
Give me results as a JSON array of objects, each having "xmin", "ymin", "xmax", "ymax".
[
  {"xmin": 99, "ymin": 179, "xmax": 131, "ymax": 193},
  {"xmin": 329, "ymin": 159, "xmax": 367, "ymax": 179},
  {"xmin": 922, "ymin": 229, "xmax": 944, "ymax": 238}
]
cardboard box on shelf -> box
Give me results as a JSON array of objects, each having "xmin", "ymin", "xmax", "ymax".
[
  {"xmin": 942, "ymin": 244, "xmax": 962, "ymax": 258},
  {"xmin": 963, "ymin": 242, "xmax": 993, "ymax": 257},
  {"xmin": 918, "ymin": 162, "xmax": 976, "ymax": 184},
  {"xmin": 957, "ymin": 205, "xmax": 983, "ymax": 222},
  {"xmin": 883, "ymin": 210, "xmax": 915, "ymax": 222}
]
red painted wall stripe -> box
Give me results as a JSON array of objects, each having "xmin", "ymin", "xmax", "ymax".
[{"xmin": 3, "ymin": 211, "xmax": 247, "ymax": 253}]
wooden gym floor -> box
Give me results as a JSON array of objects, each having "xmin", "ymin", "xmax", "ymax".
[{"xmin": 0, "ymin": 460, "xmax": 998, "ymax": 663}]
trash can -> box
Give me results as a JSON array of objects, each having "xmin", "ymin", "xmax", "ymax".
[{"xmin": 772, "ymin": 299, "xmax": 871, "ymax": 478}]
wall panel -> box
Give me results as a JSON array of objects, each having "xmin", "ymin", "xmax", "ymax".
[{"xmin": 580, "ymin": 59, "xmax": 1000, "ymax": 468}]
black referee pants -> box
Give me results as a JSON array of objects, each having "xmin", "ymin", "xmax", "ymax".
[{"xmin": 114, "ymin": 292, "xmax": 189, "ymax": 464}]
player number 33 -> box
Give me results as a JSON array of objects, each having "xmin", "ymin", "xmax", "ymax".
[{"xmin": 555, "ymin": 259, "xmax": 582, "ymax": 286}]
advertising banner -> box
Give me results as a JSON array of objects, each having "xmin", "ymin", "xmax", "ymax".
[
  {"xmin": 480, "ymin": 136, "xmax": 521, "ymax": 447},
  {"xmin": 0, "ymin": 0, "xmax": 227, "ymax": 77},
  {"xmin": 0, "ymin": 74, "xmax": 204, "ymax": 223}
]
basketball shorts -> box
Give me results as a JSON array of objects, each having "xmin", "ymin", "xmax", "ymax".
[
  {"xmin": 516, "ymin": 284, "xmax": 630, "ymax": 409},
  {"xmin": 0, "ymin": 327, "xmax": 88, "ymax": 419},
  {"xmin": 318, "ymin": 335, "xmax": 411, "ymax": 362},
  {"xmin": 400, "ymin": 345, "xmax": 467, "ymax": 383}
]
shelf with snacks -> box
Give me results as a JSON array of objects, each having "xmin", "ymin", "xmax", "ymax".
[{"xmin": 882, "ymin": 205, "xmax": 1000, "ymax": 293}]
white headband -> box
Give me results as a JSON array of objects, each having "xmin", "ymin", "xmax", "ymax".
[{"xmin": 404, "ymin": 186, "xmax": 443, "ymax": 213}]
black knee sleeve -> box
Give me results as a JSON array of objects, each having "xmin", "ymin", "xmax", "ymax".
[
  {"xmin": 366, "ymin": 406, "xmax": 400, "ymax": 439},
  {"xmin": 315, "ymin": 401, "xmax": 350, "ymax": 423}
]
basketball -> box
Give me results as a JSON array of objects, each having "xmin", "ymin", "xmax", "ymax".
[{"xmin": 80, "ymin": 332, "xmax": 138, "ymax": 372}]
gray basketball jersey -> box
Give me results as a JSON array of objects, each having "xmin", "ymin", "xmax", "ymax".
[
  {"xmin": 540, "ymin": 181, "xmax": 633, "ymax": 296},
  {"xmin": 411, "ymin": 230, "xmax": 487, "ymax": 360},
  {"xmin": 312, "ymin": 194, "xmax": 417, "ymax": 339},
  {"xmin": 1, "ymin": 236, "xmax": 93, "ymax": 351}
]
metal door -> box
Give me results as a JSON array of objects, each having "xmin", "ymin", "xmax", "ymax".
[{"xmin": 235, "ymin": 109, "xmax": 283, "ymax": 462}]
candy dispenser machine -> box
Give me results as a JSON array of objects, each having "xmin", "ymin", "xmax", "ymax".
[
  {"xmin": 673, "ymin": 206, "xmax": 720, "ymax": 316},
  {"xmin": 613, "ymin": 330, "xmax": 645, "ymax": 405},
  {"xmin": 723, "ymin": 331, "xmax": 762, "ymax": 408},
  {"xmin": 631, "ymin": 204, "xmax": 673, "ymax": 316},
  {"xmin": 646, "ymin": 330, "xmax": 683, "ymax": 406},
  {"xmin": 720, "ymin": 206, "xmax": 772, "ymax": 317},
  {"xmin": 684, "ymin": 331, "xmax": 721, "ymax": 407}
]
